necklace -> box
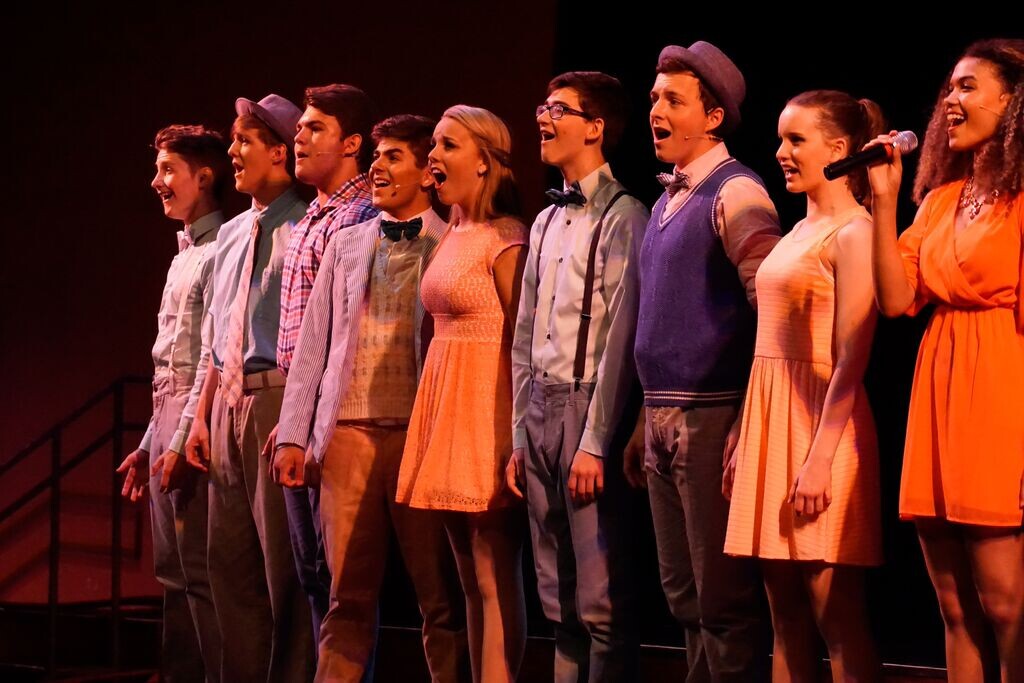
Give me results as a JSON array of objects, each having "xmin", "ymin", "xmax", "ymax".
[{"xmin": 959, "ymin": 176, "xmax": 1000, "ymax": 220}]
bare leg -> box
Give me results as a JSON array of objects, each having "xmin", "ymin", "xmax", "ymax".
[
  {"xmin": 761, "ymin": 560, "xmax": 820, "ymax": 683},
  {"xmin": 446, "ymin": 509, "xmax": 526, "ymax": 683},
  {"xmin": 965, "ymin": 525, "xmax": 1024, "ymax": 683},
  {"xmin": 916, "ymin": 518, "xmax": 996, "ymax": 683},
  {"xmin": 802, "ymin": 563, "xmax": 880, "ymax": 682}
]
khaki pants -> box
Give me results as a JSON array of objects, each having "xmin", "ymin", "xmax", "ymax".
[
  {"xmin": 208, "ymin": 372, "xmax": 314, "ymax": 683},
  {"xmin": 317, "ymin": 422, "xmax": 469, "ymax": 683}
]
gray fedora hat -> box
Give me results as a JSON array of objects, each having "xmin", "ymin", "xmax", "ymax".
[
  {"xmin": 235, "ymin": 93, "xmax": 302, "ymax": 145},
  {"xmin": 658, "ymin": 41, "xmax": 746, "ymax": 134}
]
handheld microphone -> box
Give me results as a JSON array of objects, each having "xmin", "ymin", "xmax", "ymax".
[{"xmin": 823, "ymin": 131, "xmax": 918, "ymax": 180}]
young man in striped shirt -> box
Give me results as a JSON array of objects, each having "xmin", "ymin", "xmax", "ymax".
[{"xmin": 274, "ymin": 115, "xmax": 469, "ymax": 683}]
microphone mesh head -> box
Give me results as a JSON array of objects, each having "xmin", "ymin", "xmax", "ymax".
[{"xmin": 894, "ymin": 131, "xmax": 919, "ymax": 154}]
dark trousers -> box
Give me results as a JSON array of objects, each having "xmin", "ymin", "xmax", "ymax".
[
  {"xmin": 645, "ymin": 404, "xmax": 769, "ymax": 683},
  {"xmin": 283, "ymin": 485, "xmax": 331, "ymax": 650}
]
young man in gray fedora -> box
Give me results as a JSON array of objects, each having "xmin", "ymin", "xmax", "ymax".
[
  {"xmin": 184, "ymin": 93, "xmax": 314, "ymax": 683},
  {"xmin": 629, "ymin": 41, "xmax": 780, "ymax": 682}
]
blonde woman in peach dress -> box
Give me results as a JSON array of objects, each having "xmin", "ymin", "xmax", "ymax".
[
  {"xmin": 724, "ymin": 90, "xmax": 885, "ymax": 682},
  {"xmin": 867, "ymin": 39, "xmax": 1024, "ymax": 682},
  {"xmin": 395, "ymin": 105, "xmax": 528, "ymax": 683}
]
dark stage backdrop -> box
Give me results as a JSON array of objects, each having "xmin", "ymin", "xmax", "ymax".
[
  {"xmin": 2, "ymin": 2, "xmax": 556, "ymax": 452},
  {"xmin": 2, "ymin": 0, "xmax": 1020, "ymax": 669}
]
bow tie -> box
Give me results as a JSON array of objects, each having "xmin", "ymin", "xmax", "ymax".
[
  {"xmin": 545, "ymin": 182, "xmax": 586, "ymax": 208},
  {"xmin": 176, "ymin": 229, "xmax": 193, "ymax": 253},
  {"xmin": 656, "ymin": 169, "xmax": 692, "ymax": 197},
  {"xmin": 381, "ymin": 217, "xmax": 423, "ymax": 242}
]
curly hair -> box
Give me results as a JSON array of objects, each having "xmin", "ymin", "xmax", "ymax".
[{"xmin": 914, "ymin": 38, "xmax": 1024, "ymax": 203}]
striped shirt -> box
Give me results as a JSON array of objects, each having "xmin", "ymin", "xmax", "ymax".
[
  {"xmin": 140, "ymin": 211, "xmax": 223, "ymax": 454},
  {"xmin": 276, "ymin": 174, "xmax": 377, "ymax": 374}
]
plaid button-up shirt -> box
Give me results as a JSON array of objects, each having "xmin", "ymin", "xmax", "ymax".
[{"xmin": 276, "ymin": 174, "xmax": 378, "ymax": 374}]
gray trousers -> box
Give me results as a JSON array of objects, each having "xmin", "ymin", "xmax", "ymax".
[
  {"xmin": 149, "ymin": 387, "xmax": 220, "ymax": 683},
  {"xmin": 645, "ymin": 404, "xmax": 768, "ymax": 683},
  {"xmin": 524, "ymin": 381, "xmax": 638, "ymax": 683},
  {"xmin": 208, "ymin": 378, "xmax": 314, "ymax": 683}
]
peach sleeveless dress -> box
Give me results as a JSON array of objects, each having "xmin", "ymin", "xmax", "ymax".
[
  {"xmin": 725, "ymin": 207, "xmax": 882, "ymax": 566},
  {"xmin": 895, "ymin": 181, "xmax": 1024, "ymax": 527},
  {"xmin": 396, "ymin": 218, "xmax": 527, "ymax": 512}
]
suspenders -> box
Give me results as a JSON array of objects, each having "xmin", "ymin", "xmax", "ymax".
[{"xmin": 533, "ymin": 189, "xmax": 633, "ymax": 388}]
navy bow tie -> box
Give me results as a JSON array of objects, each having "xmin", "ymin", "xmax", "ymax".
[
  {"xmin": 656, "ymin": 170, "xmax": 692, "ymax": 197},
  {"xmin": 381, "ymin": 217, "xmax": 423, "ymax": 242},
  {"xmin": 545, "ymin": 183, "xmax": 587, "ymax": 208}
]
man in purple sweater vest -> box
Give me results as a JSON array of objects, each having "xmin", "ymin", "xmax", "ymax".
[{"xmin": 629, "ymin": 41, "xmax": 780, "ymax": 682}]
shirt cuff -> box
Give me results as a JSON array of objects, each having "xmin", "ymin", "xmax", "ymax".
[
  {"xmin": 169, "ymin": 428, "xmax": 189, "ymax": 456},
  {"xmin": 578, "ymin": 429, "xmax": 606, "ymax": 459},
  {"xmin": 139, "ymin": 425, "xmax": 153, "ymax": 454},
  {"xmin": 512, "ymin": 426, "xmax": 528, "ymax": 451},
  {"xmin": 171, "ymin": 415, "xmax": 193, "ymax": 452}
]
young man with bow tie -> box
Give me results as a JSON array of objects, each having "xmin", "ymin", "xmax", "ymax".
[
  {"xmin": 183, "ymin": 93, "xmax": 314, "ymax": 683},
  {"xmin": 630, "ymin": 42, "xmax": 780, "ymax": 682},
  {"xmin": 507, "ymin": 71, "xmax": 649, "ymax": 683},
  {"xmin": 274, "ymin": 115, "xmax": 470, "ymax": 683},
  {"xmin": 270, "ymin": 83, "xmax": 379, "ymax": 652},
  {"xmin": 117, "ymin": 124, "xmax": 229, "ymax": 683}
]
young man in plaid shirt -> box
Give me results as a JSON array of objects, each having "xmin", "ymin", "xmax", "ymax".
[{"xmin": 270, "ymin": 84, "xmax": 379, "ymax": 648}]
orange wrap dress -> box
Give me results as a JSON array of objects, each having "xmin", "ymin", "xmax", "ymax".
[
  {"xmin": 396, "ymin": 218, "xmax": 528, "ymax": 512},
  {"xmin": 725, "ymin": 208, "xmax": 883, "ymax": 566},
  {"xmin": 895, "ymin": 181, "xmax": 1024, "ymax": 527}
]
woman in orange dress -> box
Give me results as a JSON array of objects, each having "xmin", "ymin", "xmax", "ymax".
[
  {"xmin": 395, "ymin": 105, "xmax": 528, "ymax": 683},
  {"xmin": 723, "ymin": 90, "xmax": 885, "ymax": 682},
  {"xmin": 867, "ymin": 39, "xmax": 1024, "ymax": 681}
]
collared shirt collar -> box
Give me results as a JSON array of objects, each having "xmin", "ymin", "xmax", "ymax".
[
  {"xmin": 674, "ymin": 142, "xmax": 731, "ymax": 189},
  {"xmin": 566, "ymin": 162, "xmax": 614, "ymax": 203},
  {"xmin": 184, "ymin": 210, "xmax": 224, "ymax": 246},
  {"xmin": 306, "ymin": 173, "xmax": 372, "ymax": 218},
  {"xmin": 254, "ymin": 186, "xmax": 303, "ymax": 228}
]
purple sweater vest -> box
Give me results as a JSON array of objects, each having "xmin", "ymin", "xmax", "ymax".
[{"xmin": 635, "ymin": 158, "xmax": 762, "ymax": 408}]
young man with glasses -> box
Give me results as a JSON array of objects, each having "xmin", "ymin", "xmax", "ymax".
[{"xmin": 507, "ymin": 71, "xmax": 649, "ymax": 683}]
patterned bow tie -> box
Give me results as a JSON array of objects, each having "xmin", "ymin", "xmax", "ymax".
[
  {"xmin": 381, "ymin": 217, "xmax": 423, "ymax": 242},
  {"xmin": 656, "ymin": 169, "xmax": 692, "ymax": 197},
  {"xmin": 176, "ymin": 229, "xmax": 193, "ymax": 253},
  {"xmin": 545, "ymin": 182, "xmax": 587, "ymax": 208}
]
